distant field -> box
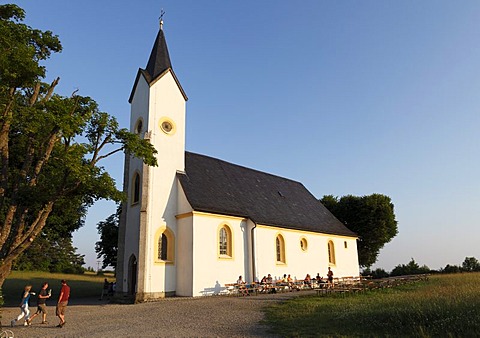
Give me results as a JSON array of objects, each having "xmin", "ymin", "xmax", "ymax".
[
  {"xmin": 264, "ymin": 272, "xmax": 480, "ymax": 337},
  {"xmin": 2, "ymin": 271, "xmax": 115, "ymax": 307}
]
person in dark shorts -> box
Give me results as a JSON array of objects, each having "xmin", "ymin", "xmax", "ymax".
[
  {"xmin": 56, "ymin": 280, "xmax": 70, "ymax": 328},
  {"xmin": 27, "ymin": 282, "xmax": 51, "ymax": 325},
  {"xmin": 327, "ymin": 267, "xmax": 334, "ymax": 288},
  {"xmin": 100, "ymin": 278, "xmax": 109, "ymax": 300}
]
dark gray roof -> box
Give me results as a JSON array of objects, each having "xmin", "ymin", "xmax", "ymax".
[
  {"xmin": 145, "ymin": 28, "xmax": 172, "ymax": 81},
  {"xmin": 128, "ymin": 28, "xmax": 188, "ymax": 103},
  {"xmin": 178, "ymin": 152, "xmax": 357, "ymax": 237}
]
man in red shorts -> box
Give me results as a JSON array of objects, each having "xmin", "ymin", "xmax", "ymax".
[{"xmin": 56, "ymin": 280, "xmax": 70, "ymax": 328}]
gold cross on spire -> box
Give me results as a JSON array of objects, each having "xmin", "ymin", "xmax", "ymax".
[{"xmin": 159, "ymin": 9, "xmax": 165, "ymax": 30}]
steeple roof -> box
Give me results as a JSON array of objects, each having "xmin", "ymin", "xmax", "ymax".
[
  {"xmin": 145, "ymin": 27, "xmax": 172, "ymax": 81},
  {"xmin": 129, "ymin": 24, "xmax": 187, "ymax": 103}
]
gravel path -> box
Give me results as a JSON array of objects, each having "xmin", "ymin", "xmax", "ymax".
[{"xmin": 2, "ymin": 290, "xmax": 315, "ymax": 337}]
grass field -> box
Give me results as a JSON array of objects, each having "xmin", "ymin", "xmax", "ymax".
[
  {"xmin": 2, "ymin": 271, "xmax": 115, "ymax": 307},
  {"xmin": 263, "ymin": 273, "xmax": 480, "ymax": 337}
]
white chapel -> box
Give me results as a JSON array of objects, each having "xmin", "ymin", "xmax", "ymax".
[{"xmin": 116, "ymin": 22, "xmax": 360, "ymax": 301}]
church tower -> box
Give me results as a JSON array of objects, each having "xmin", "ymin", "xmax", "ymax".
[{"xmin": 116, "ymin": 18, "xmax": 187, "ymax": 301}]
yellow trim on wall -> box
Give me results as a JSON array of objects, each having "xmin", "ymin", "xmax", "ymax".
[
  {"xmin": 176, "ymin": 211, "xmax": 247, "ymax": 222},
  {"xmin": 153, "ymin": 226, "xmax": 175, "ymax": 265},
  {"xmin": 256, "ymin": 223, "xmax": 358, "ymax": 239},
  {"xmin": 275, "ymin": 232, "xmax": 287, "ymax": 265},
  {"xmin": 158, "ymin": 116, "xmax": 176, "ymax": 135},
  {"xmin": 216, "ymin": 223, "xmax": 234, "ymax": 260},
  {"xmin": 175, "ymin": 212, "xmax": 193, "ymax": 220},
  {"xmin": 300, "ymin": 236, "xmax": 308, "ymax": 252},
  {"xmin": 191, "ymin": 211, "xmax": 247, "ymax": 222},
  {"xmin": 327, "ymin": 239, "xmax": 336, "ymax": 266}
]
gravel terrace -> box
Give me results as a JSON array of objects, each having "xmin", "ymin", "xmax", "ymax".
[{"xmin": 1, "ymin": 290, "xmax": 315, "ymax": 338}]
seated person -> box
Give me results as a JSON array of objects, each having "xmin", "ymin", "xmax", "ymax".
[
  {"xmin": 259, "ymin": 276, "xmax": 267, "ymax": 292},
  {"xmin": 287, "ymin": 274, "xmax": 299, "ymax": 291},
  {"xmin": 237, "ymin": 275, "xmax": 249, "ymax": 296},
  {"xmin": 316, "ymin": 273, "xmax": 326, "ymax": 287},
  {"xmin": 266, "ymin": 274, "xmax": 276, "ymax": 293},
  {"xmin": 304, "ymin": 274, "xmax": 312, "ymax": 288}
]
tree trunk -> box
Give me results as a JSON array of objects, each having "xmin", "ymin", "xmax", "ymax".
[
  {"xmin": 0, "ymin": 259, "xmax": 13, "ymax": 322},
  {"xmin": 0, "ymin": 260, "xmax": 12, "ymax": 290}
]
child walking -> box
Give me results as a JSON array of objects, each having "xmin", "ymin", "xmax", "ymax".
[{"xmin": 11, "ymin": 285, "xmax": 35, "ymax": 326}]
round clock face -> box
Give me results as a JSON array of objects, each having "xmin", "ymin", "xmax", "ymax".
[
  {"xmin": 161, "ymin": 121, "xmax": 173, "ymax": 133},
  {"xmin": 159, "ymin": 118, "xmax": 175, "ymax": 135}
]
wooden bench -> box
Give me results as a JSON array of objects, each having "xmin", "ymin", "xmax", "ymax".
[{"xmin": 224, "ymin": 283, "xmax": 259, "ymax": 296}]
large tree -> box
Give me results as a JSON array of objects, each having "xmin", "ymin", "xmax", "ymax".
[
  {"xmin": 0, "ymin": 4, "xmax": 157, "ymax": 287},
  {"xmin": 320, "ymin": 193, "xmax": 398, "ymax": 268},
  {"xmin": 13, "ymin": 199, "xmax": 88, "ymax": 273},
  {"xmin": 95, "ymin": 204, "xmax": 120, "ymax": 270},
  {"xmin": 462, "ymin": 257, "xmax": 480, "ymax": 272}
]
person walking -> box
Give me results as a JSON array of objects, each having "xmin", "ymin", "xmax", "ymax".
[
  {"xmin": 100, "ymin": 278, "xmax": 109, "ymax": 300},
  {"xmin": 27, "ymin": 282, "xmax": 51, "ymax": 325},
  {"xmin": 56, "ymin": 279, "xmax": 70, "ymax": 328},
  {"xmin": 11, "ymin": 285, "xmax": 35, "ymax": 327}
]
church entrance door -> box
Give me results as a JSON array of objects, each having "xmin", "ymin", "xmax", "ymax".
[{"xmin": 128, "ymin": 254, "xmax": 137, "ymax": 295}]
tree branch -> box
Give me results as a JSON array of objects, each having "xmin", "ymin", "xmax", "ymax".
[
  {"xmin": 95, "ymin": 147, "xmax": 124, "ymax": 163},
  {"xmin": 41, "ymin": 77, "xmax": 60, "ymax": 103}
]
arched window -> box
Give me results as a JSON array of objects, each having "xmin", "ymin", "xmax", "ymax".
[
  {"xmin": 132, "ymin": 172, "xmax": 140, "ymax": 205},
  {"xmin": 300, "ymin": 237, "xmax": 308, "ymax": 251},
  {"xmin": 276, "ymin": 234, "xmax": 285, "ymax": 263},
  {"xmin": 328, "ymin": 240, "xmax": 336, "ymax": 265},
  {"xmin": 135, "ymin": 118, "xmax": 143, "ymax": 134},
  {"xmin": 218, "ymin": 224, "xmax": 232, "ymax": 257},
  {"xmin": 155, "ymin": 228, "xmax": 175, "ymax": 263},
  {"xmin": 158, "ymin": 233, "xmax": 167, "ymax": 260}
]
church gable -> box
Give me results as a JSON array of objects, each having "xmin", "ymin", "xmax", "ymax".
[{"xmin": 178, "ymin": 152, "xmax": 356, "ymax": 237}]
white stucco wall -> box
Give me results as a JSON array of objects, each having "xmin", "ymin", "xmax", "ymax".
[
  {"xmin": 176, "ymin": 215, "xmax": 193, "ymax": 296},
  {"xmin": 190, "ymin": 213, "xmax": 250, "ymax": 297},
  {"xmin": 120, "ymin": 74, "xmax": 150, "ymax": 293},
  {"xmin": 123, "ymin": 70, "xmax": 187, "ymax": 296},
  {"xmin": 254, "ymin": 225, "xmax": 359, "ymax": 282},
  {"xmin": 143, "ymin": 71, "xmax": 186, "ymax": 295},
  {"xmin": 182, "ymin": 213, "xmax": 359, "ymax": 296}
]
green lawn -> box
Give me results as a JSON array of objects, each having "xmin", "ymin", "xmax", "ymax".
[
  {"xmin": 263, "ymin": 273, "xmax": 480, "ymax": 337},
  {"xmin": 2, "ymin": 271, "xmax": 115, "ymax": 307}
]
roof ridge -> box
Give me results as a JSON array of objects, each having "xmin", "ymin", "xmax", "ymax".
[{"xmin": 185, "ymin": 151, "xmax": 303, "ymax": 185}]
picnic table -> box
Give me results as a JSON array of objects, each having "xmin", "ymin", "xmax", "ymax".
[{"xmin": 224, "ymin": 282, "xmax": 259, "ymax": 296}]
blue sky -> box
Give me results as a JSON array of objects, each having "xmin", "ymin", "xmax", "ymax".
[{"xmin": 8, "ymin": 0, "xmax": 480, "ymax": 271}]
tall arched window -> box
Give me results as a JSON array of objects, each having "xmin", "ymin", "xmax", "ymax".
[
  {"xmin": 135, "ymin": 118, "xmax": 143, "ymax": 134},
  {"xmin": 132, "ymin": 173, "xmax": 140, "ymax": 204},
  {"xmin": 328, "ymin": 240, "xmax": 336, "ymax": 265},
  {"xmin": 218, "ymin": 225, "xmax": 232, "ymax": 257},
  {"xmin": 155, "ymin": 228, "xmax": 175, "ymax": 263},
  {"xmin": 158, "ymin": 233, "xmax": 167, "ymax": 260},
  {"xmin": 276, "ymin": 234, "xmax": 286, "ymax": 263}
]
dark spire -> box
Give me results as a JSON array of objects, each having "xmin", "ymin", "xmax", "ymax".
[{"xmin": 145, "ymin": 20, "xmax": 172, "ymax": 81}]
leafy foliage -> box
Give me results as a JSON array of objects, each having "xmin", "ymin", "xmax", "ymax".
[
  {"xmin": 95, "ymin": 205, "xmax": 120, "ymax": 269},
  {"xmin": 320, "ymin": 193, "xmax": 398, "ymax": 268},
  {"xmin": 462, "ymin": 257, "xmax": 480, "ymax": 272},
  {"xmin": 362, "ymin": 267, "xmax": 389, "ymax": 279},
  {"xmin": 13, "ymin": 235, "xmax": 85, "ymax": 274},
  {"xmin": 0, "ymin": 4, "xmax": 157, "ymax": 287},
  {"xmin": 442, "ymin": 264, "xmax": 462, "ymax": 274},
  {"xmin": 390, "ymin": 258, "xmax": 430, "ymax": 276}
]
